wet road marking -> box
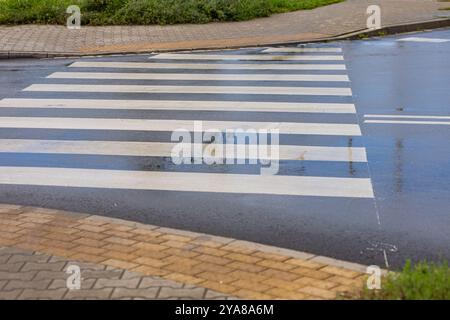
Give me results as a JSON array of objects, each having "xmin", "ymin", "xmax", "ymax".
[
  {"xmin": 365, "ymin": 120, "xmax": 450, "ymax": 125},
  {"xmin": 48, "ymin": 72, "xmax": 350, "ymax": 82},
  {"xmin": 0, "ymin": 167, "xmax": 374, "ymax": 198},
  {"xmin": 0, "ymin": 117, "xmax": 362, "ymax": 136},
  {"xmin": 0, "ymin": 45, "xmax": 373, "ymax": 200},
  {"xmin": 70, "ymin": 61, "xmax": 347, "ymax": 70},
  {"xmin": 150, "ymin": 53, "xmax": 344, "ymax": 61},
  {"xmin": 365, "ymin": 114, "xmax": 450, "ymax": 120},
  {"xmin": 24, "ymin": 84, "xmax": 352, "ymax": 96},
  {"xmin": 0, "ymin": 99, "xmax": 356, "ymax": 114},
  {"xmin": 0, "ymin": 139, "xmax": 368, "ymax": 162},
  {"xmin": 397, "ymin": 37, "xmax": 450, "ymax": 43},
  {"xmin": 262, "ymin": 47, "xmax": 342, "ymax": 53}
]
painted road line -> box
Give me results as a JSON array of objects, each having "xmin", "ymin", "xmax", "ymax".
[
  {"xmin": 0, "ymin": 139, "xmax": 368, "ymax": 162},
  {"xmin": 365, "ymin": 120, "xmax": 450, "ymax": 126},
  {"xmin": 0, "ymin": 99, "xmax": 357, "ymax": 114},
  {"xmin": 69, "ymin": 61, "xmax": 347, "ymax": 70},
  {"xmin": 364, "ymin": 114, "xmax": 450, "ymax": 120},
  {"xmin": 0, "ymin": 166, "xmax": 375, "ymax": 198},
  {"xmin": 263, "ymin": 48, "xmax": 342, "ymax": 53},
  {"xmin": 0, "ymin": 118, "xmax": 362, "ymax": 136},
  {"xmin": 24, "ymin": 84, "xmax": 352, "ymax": 96},
  {"xmin": 397, "ymin": 37, "xmax": 450, "ymax": 43},
  {"xmin": 48, "ymin": 72, "xmax": 350, "ymax": 82},
  {"xmin": 150, "ymin": 53, "xmax": 344, "ymax": 61}
]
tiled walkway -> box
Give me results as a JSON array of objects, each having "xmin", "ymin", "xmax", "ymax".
[
  {"xmin": 0, "ymin": 247, "xmax": 234, "ymax": 300},
  {"xmin": 0, "ymin": 0, "xmax": 448, "ymax": 56},
  {"xmin": 0, "ymin": 205, "xmax": 367, "ymax": 300}
]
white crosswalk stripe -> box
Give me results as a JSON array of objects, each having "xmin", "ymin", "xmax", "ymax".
[
  {"xmin": 70, "ymin": 61, "xmax": 347, "ymax": 70},
  {"xmin": 0, "ymin": 167, "xmax": 374, "ymax": 198},
  {"xmin": 0, "ymin": 99, "xmax": 357, "ymax": 114},
  {"xmin": 0, "ymin": 117, "xmax": 362, "ymax": 136},
  {"xmin": 0, "ymin": 46, "xmax": 373, "ymax": 199},
  {"xmin": 262, "ymin": 47, "xmax": 342, "ymax": 53},
  {"xmin": 397, "ymin": 37, "xmax": 450, "ymax": 43},
  {"xmin": 150, "ymin": 53, "xmax": 345, "ymax": 61},
  {"xmin": 48, "ymin": 72, "xmax": 350, "ymax": 82},
  {"xmin": 0, "ymin": 139, "xmax": 368, "ymax": 162},
  {"xmin": 24, "ymin": 84, "xmax": 353, "ymax": 96}
]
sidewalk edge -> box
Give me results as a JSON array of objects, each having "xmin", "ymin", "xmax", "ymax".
[{"xmin": 0, "ymin": 18, "xmax": 449, "ymax": 59}]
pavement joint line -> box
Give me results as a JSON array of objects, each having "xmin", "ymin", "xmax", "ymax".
[{"xmin": 0, "ymin": 204, "xmax": 370, "ymax": 299}]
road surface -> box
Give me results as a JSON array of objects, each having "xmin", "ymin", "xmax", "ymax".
[{"xmin": 0, "ymin": 28, "xmax": 449, "ymax": 269}]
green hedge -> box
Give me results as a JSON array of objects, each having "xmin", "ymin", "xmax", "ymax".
[
  {"xmin": 0, "ymin": 0, "xmax": 343, "ymax": 25},
  {"xmin": 360, "ymin": 260, "xmax": 450, "ymax": 300}
]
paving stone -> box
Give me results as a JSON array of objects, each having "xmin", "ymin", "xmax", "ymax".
[
  {"xmin": 0, "ymin": 207, "xmax": 367, "ymax": 300},
  {"xmin": 0, "ymin": 271, "xmax": 37, "ymax": 281},
  {"xmin": 158, "ymin": 287, "xmax": 206, "ymax": 299},
  {"xmin": 139, "ymin": 277, "xmax": 183, "ymax": 289},
  {"xmin": 48, "ymin": 278, "xmax": 96, "ymax": 290},
  {"xmin": 120, "ymin": 270, "xmax": 142, "ymax": 280},
  {"xmin": 33, "ymin": 270, "xmax": 68, "ymax": 281},
  {"xmin": 82, "ymin": 269, "xmax": 122, "ymax": 280},
  {"xmin": 0, "ymin": 262, "xmax": 24, "ymax": 272},
  {"xmin": 19, "ymin": 288, "xmax": 67, "ymax": 300},
  {"xmin": 111, "ymin": 287, "xmax": 159, "ymax": 300},
  {"xmin": 4, "ymin": 279, "xmax": 52, "ymax": 291},
  {"xmin": 204, "ymin": 290, "xmax": 233, "ymax": 300},
  {"xmin": 0, "ymin": 247, "xmax": 33, "ymax": 256},
  {"xmin": 94, "ymin": 278, "xmax": 140, "ymax": 289},
  {"xmin": 64, "ymin": 288, "xmax": 113, "ymax": 300},
  {"xmin": 0, "ymin": 255, "xmax": 11, "ymax": 264},
  {"xmin": 0, "ymin": 289, "xmax": 22, "ymax": 300},
  {"xmin": 21, "ymin": 261, "xmax": 66, "ymax": 272}
]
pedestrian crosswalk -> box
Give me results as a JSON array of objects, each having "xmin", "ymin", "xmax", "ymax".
[
  {"xmin": 0, "ymin": 46, "xmax": 374, "ymax": 199},
  {"xmin": 24, "ymin": 84, "xmax": 352, "ymax": 96}
]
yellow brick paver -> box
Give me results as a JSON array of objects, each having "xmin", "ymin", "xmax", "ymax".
[{"xmin": 0, "ymin": 204, "xmax": 369, "ymax": 300}]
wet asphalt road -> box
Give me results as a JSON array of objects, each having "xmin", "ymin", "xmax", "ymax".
[{"xmin": 0, "ymin": 29, "xmax": 449, "ymax": 269}]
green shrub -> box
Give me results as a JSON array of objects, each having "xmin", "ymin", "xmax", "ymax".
[
  {"xmin": 361, "ymin": 260, "xmax": 450, "ymax": 300},
  {"xmin": 0, "ymin": 0, "xmax": 343, "ymax": 25}
]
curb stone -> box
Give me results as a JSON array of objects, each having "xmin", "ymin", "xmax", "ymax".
[{"xmin": 0, "ymin": 19, "xmax": 449, "ymax": 60}]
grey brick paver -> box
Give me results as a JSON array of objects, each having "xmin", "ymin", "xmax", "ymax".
[
  {"xmin": 94, "ymin": 278, "xmax": 140, "ymax": 289},
  {"xmin": 111, "ymin": 287, "xmax": 159, "ymax": 300},
  {"xmin": 139, "ymin": 277, "xmax": 183, "ymax": 289},
  {"xmin": 19, "ymin": 288, "xmax": 67, "ymax": 300},
  {"xmin": 0, "ymin": 280, "xmax": 7, "ymax": 290},
  {"xmin": 0, "ymin": 246, "xmax": 233, "ymax": 300},
  {"xmin": 0, "ymin": 255, "xmax": 11, "ymax": 264},
  {"xmin": 21, "ymin": 261, "xmax": 66, "ymax": 272},
  {"xmin": 48, "ymin": 278, "xmax": 96, "ymax": 290},
  {"xmin": 0, "ymin": 262, "xmax": 24, "ymax": 272},
  {"xmin": 7, "ymin": 253, "xmax": 49, "ymax": 264},
  {"xmin": 33, "ymin": 270, "xmax": 70, "ymax": 281},
  {"xmin": 0, "ymin": 289, "xmax": 22, "ymax": 300},
  {"xmin": 0, "ymin": 271, "xmax": 37, "ymax": 281},
  {"xmin": 4, "ymin": 279, "xmax": 52, "ymax": 291},
  {"xmin": 158, "ymin": 287, "xmax": 207, "ymax": 299},
  {"xmin": 64, "ymin": 288, "xmax": 114, "ymax": 300}
]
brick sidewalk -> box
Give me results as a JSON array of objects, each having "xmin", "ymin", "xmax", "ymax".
[
  {"xmin": 0, "ymin": 204, "xmax": 369, "ymax": 300},
  {"xmin": 0, "ymin": 247, "xmax": 235, "ymax": 299},
  {"xmin": 0, "ymin": 0, "xmax": 448, "ymax": 56}
]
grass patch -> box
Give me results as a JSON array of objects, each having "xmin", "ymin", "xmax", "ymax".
[
  {"xmin": 0, "ymin": 0, "xmax": 343, "ymax": 25},
  {"xmin": 360, "ymin": 260, "xmax": 450, "ymax": 300}
]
